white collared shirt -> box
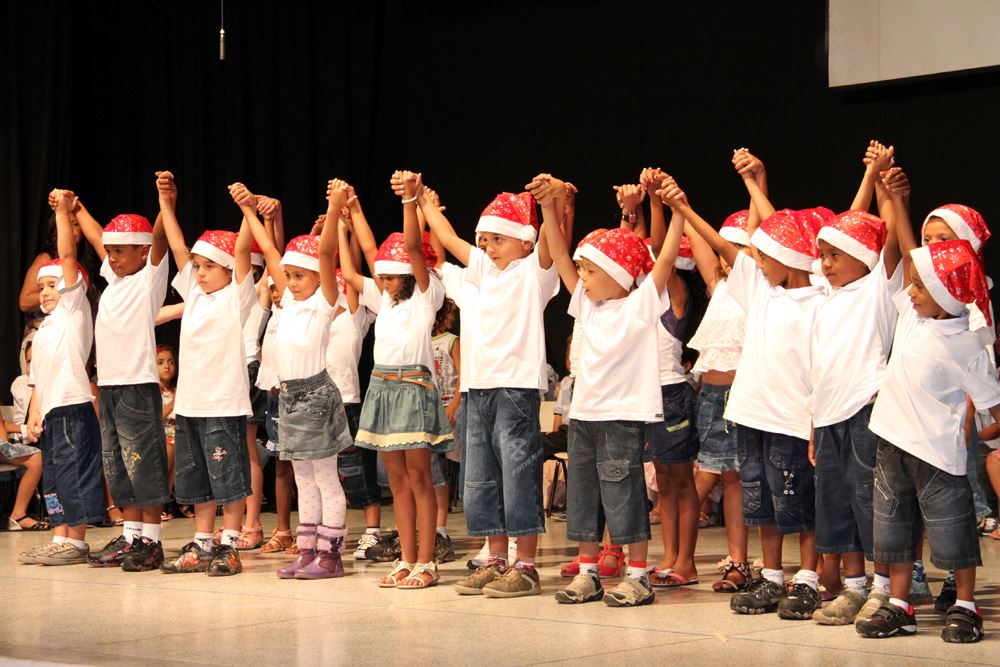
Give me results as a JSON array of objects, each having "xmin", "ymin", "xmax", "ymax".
[
  {"xmin": 30, "ymin": 279, "xmax": 94, "ymax": 418},
  {"xmin": 362, "ymin": 276, "xmax": 444, "ymax": 373},
  {"xmin": 275, "ymin": 289, "xmax": 337, "ymax": 382},
  {"xmin": 326, "ymin": 302, "xmax": 371, "ymax": 404},
  {"xmin": 441, "ymin": 262, "xmax": 478, "ymax": 394}
]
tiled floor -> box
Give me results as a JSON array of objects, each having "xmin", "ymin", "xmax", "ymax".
[{"xmin": 1, "ymin": 510, "xmax": 998, "ymax": 666}]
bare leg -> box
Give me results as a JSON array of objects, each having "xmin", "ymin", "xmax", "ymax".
[
  {"xmin": 274, "ymin": 459, "xmax": 293, "ymax": 533},
  {"xmin": 243, "ymin": 424, "xmax": 263, "ymax": 532},
  {"xmin": 363, "ymin": 503, "xmax": 381, "ymax": 529},
  {"xmin": 382, "ymin": 451, "xmax": 417, "ymax": 563},
  {"xmin": 760, "ymin": 524, "xmax": 783, "ymax": 571},
  {"xmin": 403, "ymin": 449, "xmax": 437, "ymax": 564},
  {"xmin": 435, "ymin": 484, "xmax": 450, "ymax": 528},
  {"xmin": 6, "ymin": 453, "xmax": 42, "ymax": 527},
  {"xmin": 798, "ymin": 531, "xmax": 818, "ymax": 572}
]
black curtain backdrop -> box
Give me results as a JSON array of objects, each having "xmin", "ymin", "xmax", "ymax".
[{"xmin": 3, "ymin": 0, "xmax": 999, "ymax": 400}]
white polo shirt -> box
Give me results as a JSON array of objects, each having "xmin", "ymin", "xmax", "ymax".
[
  {"xmin": 869, "ymin": 287, "xmax": 1000, "ymax": 475},
  {"xmin": 243, "ymin": 303, "xmax": 268, "ymax": 365},
  {"xmin": 95, "ymin": 255, "xmax": 169, "ymax": 386},
  {"xmin": 362, "ymin": 276, "xmax": 444, "ymax": 373},
  {"xmin": 723, "ymin": 252, "xmax": 825, "ymax": 440},
  {"xmin": 326, "ymin": 301, "xmax": 371, "ymax": 404},
  {"xmin": 441, "ymin": 262, "xmax": 478, "ymax": 394},
  {"xmin": 256, "ymin": 308, "xmax": 280, "ymax": 392},
  {"xmin": 275, "ymin": 289, "xmax": 337, "ymax": 382},
  {"xmin": 810, "ymin": 255, "xmax": 903, "ymax": 427},
  {"xmin": 172, "ymin": 263, "xmax": 256, "ymax": 417},
  {"xmin": 569, "ymin": 278, "xmax": 670, "ymax": 422},
  {"xmin": 29, "ymin": 279, "xmax": 94, "ymax": 418},
  {"xmin": 463, "ymin": 247, "xmax": 559, "ymax": 390}
]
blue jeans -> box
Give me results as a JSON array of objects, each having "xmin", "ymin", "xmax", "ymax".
[
  {"xmin": 644, "ymin": 382, "xmax": 699, "ymax": 464},
  {"xmin": 339, "ymin": 404, "xmax": 381, "ymax": 509},
  {"xmin": 695, "ymin": 383, "xmax": 738, "ymax": 473},
  {"xmin": 455, "ymin": 392, "xmax": 468, "ymax": 499},
  {"xmin": 99, "ymin": 383, "xmax": 169, "ymax": 507},
  {"xmin": 174, "ymin": 415, "xmax": 252, "ymax": 505},
  {"xmin": 966, "ymin": 430, "xmax": 990, "ymax": 518},
  {"xmin": 736, "ymin": 426, "xmax": 815, "ymax": 534},
  {"xmin": 463, "ymin": 388, "xmax": 544, "ymax": 537},
  {"xmin": 41, "ymin": 402, "xmax": 105, "ymax": 527}
]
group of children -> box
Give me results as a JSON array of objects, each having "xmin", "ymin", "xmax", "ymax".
[{"xmin": 7, "ymin": 139, "xmax": 1000, "ymax": 644}]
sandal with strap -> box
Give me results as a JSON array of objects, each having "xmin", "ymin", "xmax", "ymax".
[
  {"xmin": 597, "ymin": 544, "xmax": 625, "ymax": 579},
  {"xmin": 235, "ymin": 527, "xmax": 264, "ymax": 551},
  {"xmin": 397, "ymin": 561, "xmax": 440, "ymax": 589},
  {"xmin": 8, "ymin": 515, "xmax": 50, "ymax": 531},
  {"xmin": 286, "ymin": 542, "xmax": 300, "ymax": 555},
  {"xmin": 378, "ymin": 560, "xmax": 413, "ymax": 588},
  {"xmin": 712, "ymin": 556, "xmax": 750, "ymax": 592},
  {"xmin": 107, "ymin": 505, "xmax": 125, "ymax": 527},
  {"xmin": 261, "ymin": 529, "xmax": 294, "ymax": 554},
  {"xmin": 649, "ymin": 570, "xmax": 700, "ymax": 588}
]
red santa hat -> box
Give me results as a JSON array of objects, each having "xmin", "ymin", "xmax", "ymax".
[
  {"xmin": 750, "ymin": 209, "xmax": 820, "ymax": 272},
  {"xmin": 677, "ymin": 236, "xmax": 695, "ymax": 271},
  {"xmin": 373, "ymin": 232, "xmax": 437, "ymax": 276},
  {"xmin": 475, "ymin": 192, "xmax": 539, "ymax": 243},
  {"xmin": 816, "ymin": 210, "xmax": 887, "ymax": 270},
  {"xmin": 190, "ymin": 230, "xmax": 237, "ymax": 270},
  {"xmin": 720, "ymin": 209, "xmax": 750, "ymax": 246},
  {"xmin": 37, "ymin": 258, "xmax": 90, "ymax": 290},
  {"xmin": 575, "ymin": 228, "xmax": 654, "ymax": 291},
  {"xmin": 922, "ymin": 204, "xmax": 990, "ymax": 253},
  {"xmin": 250, "ymin": 239, "xmax": 265, "ymax": 268},
  {"xmin": 280, "ymin": 235, "xmax": 320, "ymax": 272},
  {"xmin": 572, "ymin": 228, "xmax": 609, "ymax": 262},
  {"xmin": 911, "ymin": 239, "xmax": 991, "ymax": 327},
  {"xmin": 335, "ymin": 268, "xmax": 347, "ymax": 296},
  {"xmin": 102, "ymin": 213, "xmax": 153, "ymax": 246}
]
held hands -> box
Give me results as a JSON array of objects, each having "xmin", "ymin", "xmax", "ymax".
[
  {"xmin": 48, "ymin": 189, "xmax": 80, "ymax": 213},
  {"xmin": 639, "ymin": 167, "xmax": 665, "ymax": 198},
  {"xmin": 880, "ymin": 166, "xmax": 910, "ymax": 200},
  {"xmin": 326, "ymin": 179, "xmax": 350, "ymax": 212},
  {"xmin": 51, "ymin": 189, "xmax": 77, "ymax": 214},
  {"xmin": 525, "ymin": 173, "xmax": 566, "ymax": 204},
  {"xmin": 563, "ymin": 181, "xmax": 578, "ymax": 210},
  {"xmin": 156, "ymin": 171, "xmax": 178, "ymax": 207},
  {"xmin": 310, "ymin": 214, "xmax": 326, "ymax": 236},
  {"xmin": 228, "ymin": 183, "xmax": 257, "ymax": 211},
  {"xmin": 863, "ymin": 140, "xmax": 895, "ymax": 174},
  {"xmin": 613, "ymin": 184, "xmax": 646, "ymax": 213},
  {"xmin": 656, "ymin": 175, "xmax": 688, "ymax": 209},
  {"xmin": 25, "ymin": 412, "xmax": 42, "ymax": 443},
  {"xmin": 255, "ymin": 196, "xmax": 282, "ymax": 220},
  {"xmin": 732, "ymin": 148, "xmax": 764, "ymax": 182}
]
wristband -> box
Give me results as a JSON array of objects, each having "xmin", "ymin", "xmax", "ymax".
[{"xmin": 401, "ymin": 195, "xmax": 418, "ymax": 204}]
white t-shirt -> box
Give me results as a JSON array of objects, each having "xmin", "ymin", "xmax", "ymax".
[
  {"xmin": 95, "ymin": 254, "xmax": 169, "ymax": 386},
  {"xmin": 243, "ymin": 303, "xmax": 268, "ymax": 365},
  {"xmin": 723, "ymin": 252, "xmax": 825, "ymax": 440},
  {"xmin": 10, "ymin": 375, "xmax": 31, "ymax": 424},
  {"xmin": 689, "ymin": 279, "xmax": 745, "ymax": 376},
  {"xmin": 362, "ymin": 276, "xmax": 444, "ymax": 372},
  {"xmin": 256, "ymin": 308, "xmax": 280, "ymax": 392},
  {"xmin": 441, "ymin": 262, "xmax": 478, "ymax": 394},
  {"xmin": 568, "ymin": 278, "xmax": 670, "ymax": 422},
  {"xmin": 870, "ymin": 287, "xmax": 1000, "ymax": 475},
  {"xmin": 29, "ymin": 279, "xmax": 94, "ymax": 418},
  {"xmin": 810, "ymin": 255, "xmax": 903, "ymax": 427},
  {"xmin": 656, "ymin": 320, "xmax": 688, "ymax": 386},
  {"xmin": 326, "ymin": 302, "xmax": 371, "ymax": 405},
  {"xmin": 275, "ymin": 289, "xmax": 337, "ymax": 382},
  {"xmin": 463, "ymin": 247, "xmax": 559, "ymax": 390},
  {"xmin": 171, "ymin": 263, "xmax": 256, "ymax": 417}
]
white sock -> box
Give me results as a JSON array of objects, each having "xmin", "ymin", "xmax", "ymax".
[
  {"xmin": 792, "ymin": 568, "xmax": 819, "ymax": 591},
  {"xmin": 889, "ymin": 597, "xmax": 911, "ymax": 612},
  {"xmin": 873, "ymin": 573, "xmax": 891, "ymax": 595},
  {"xmin": 627, "ymin": 565, "xmax": 647, "ymax": 579},
  {"xmin": 67, "ymin": 538, "xmax": 87, "ymax": 550},
  {"xmin": 436, "ymin": 526, "xmax": 449, "ymax": 538},
  {"xmin": 141, "ymin": 523, "xmax": 161, "ymax": 543},
  {"xmin": 844, "ymin": 575, "xmax": 868, "ymax": 595},
  {"xmin": 365, "ymin": 527, "xmax": 380, "ymax": 535},
  {"xmin": 221, "ymin": 529, "xmax": 240, "ymax": 547},
  {"xmin": 52, "ymin": 535, "xmax": 67, "ymax": 545},
  {"xmin": 194, "ymin": 532, "xmax": 214, "ymax": 551},
  {"xmin": 123, "ymin": 521, "xmax": 142, "ymax": 543},
  {"xmin": 955, "ymin": 599, "xmax": 977, "ymax": 613},
  {"xmin": 579, "ymin": 560, "xmax": 599, "ymax": 576},
  {"xmin": 762, "ymin": 567, "xmax": 785, "ymax": 586}
]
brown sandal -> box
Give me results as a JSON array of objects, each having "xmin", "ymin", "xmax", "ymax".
[
  {"xmin": 261, "ymin": 529, "xmax": 294, "ymax": 553},
  {"xmin": 235, "ymin": 527, "xmax": 264, "ymax": 551},
  {"xmin": 712, "ymin": 556, "xmax": 750, "ymax": 592}
]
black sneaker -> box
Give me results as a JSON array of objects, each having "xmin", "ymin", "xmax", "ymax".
[
  {"xmin": 856, "ymin": 602, "xmax": 917, "ymax": 638},
  {"xmin": 122, "ymin": 539, "xmax": 164, "ymax": 572},
  {"xmin": 934, "ymin": 575, "xmax": 957, "ymax": 613},
  {"xmin": 434, "ymin": 533, "xmax": 456, "ymax": 563},
  {"xmin": 730, "ymin": 576, "xmax": 784, "ymax": 614},
  {"xmin": 207, "ymin": 544, "xmax": 243, "ymax": 576},
  {"xmin": 941, "ymin": 605, "xmax": 985, "ymax": 643},
  {"xmin": 364, "ymin": 530, "xmax": 401, "ymax": 562},
  {"xmin": 88, "ymin": 535, "xmax": 137, "ymax": 568},
  {"xmin": 777, "ymin": 583, "xmax": 821, "ymax": 620},
  {"xmin": 161, "ymin": 541, "xmax": 215, "ymax": 574}
]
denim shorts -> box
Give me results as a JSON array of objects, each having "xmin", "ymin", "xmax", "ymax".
[
  {"xmin": 264, "ymin": 391, "xmax": 280, "ymax": 455},
  {"xmin": 463, "ymin": 387, "xmax": 545, "ymax": 537},
  {"xmin": 873, "ymin": 439, "xmax": 981, "ymax": 570},
  {"xmin": 567, "ymin": 419, "xmax": 650, "ymax": 545},
  {"xmin": 247, "ymin": 361, "xmax": 267, "ymax": 427},
  {"xmin": 174, "ymin": 414, "xmax": 252, "ymax": 505},
  {"xmin": 99, "ymin": 383, "xmax": 170, "ymax": 507},
  {"xmin": 40, "ymin": 402, "xmax": 105, "ymax": 527},
  {"xmin": 736, "ymin": 426, "xmax": 815, "ymax": 534},
  {"xmin": 455, "ymin": 392, "xmax": 468, "ymax": 498},
  {"xmin": 278, "ymin": 371, "xmax": 354, "ymax": 461},
  {"xmin": 813, "ymin": 404, "xmax": 876, "ymax": 560},
  {"xmin": 644, "ymin": 382, "xmax": 699, "ymax": 465},
  {"xmin": 695, "ymin": 383, "xmax": 738, "ymax": 473},
  {"xmin": 339, "ymin": 404, "xmax": 381, "ymax": 509}
]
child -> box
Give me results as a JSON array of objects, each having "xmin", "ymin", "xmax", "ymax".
[
  {"xmin": 3, "ymin": 343, "xmax": 47, "ymax": 531},
  {"xmin": 18, "ymin": 189, "xmax": 105, "ymax": 565},
  {"xmin": 420, "ymin": 176, "xmax": 559, "ymax": 598},
  {"xmin": 231, "ymin": 180, "xmax": 355, "ymax": 580},
  {"xmin": 156, "ymin": 345, "xmax": 178, "ymax": 520},
  {"xmin": 156, "ymin": 171, "xmax": 255, "ymax": 576},
  {"xmin": 856, "ymin": 236, "xmax": 1000, "ymax": 643},
  {"xmin": 430, "ymin": 297, "xmax": 461, "ymax": 562}
]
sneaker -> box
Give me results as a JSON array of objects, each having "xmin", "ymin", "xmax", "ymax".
[
  {"xmin": 88, "ymin": 535, "xmax": 135, "ymax": 568},
  {"xmin": 466, "ymin": 540, "xmax": 491, "ymax": 570},
  {"xmin": 604, "ymin": 576, "xmax": 655, "ymax": 607},
  {"xmin": 434, "ymin": 533, "xmax": 456, "ymax": 563},
  {"xmin": 17, "ymin": 542, "xmax": 62, "ymax": 564},
  {"xmin": 813, "ymin": 590, "xmax": 866, "ymax": 625},
  {"xmin": 977, "ymin": 516, "xmax": 997, "ymax": 536},
  {"xmin": 353, "ymin": 531, "xmax": 380, "ymax": 560},
  {"xmin": 363, "ymin": 530, "xmax": 401, "ymax": 563},
  {"xmin": 934, "ymin": 574, "xmax": 958, "ymax": 613},
  {"xmin": 730, "ymin": 576, "xmax": 785, "ymax": 614},
  {"xmin": 161, "ymin": 541, "xmax": 215, "ymax": 574},
  {"xmin": 855, "ymin": 591, "xmax": 890, "ymax": 623},
  {"xmin": 455, "ymin": 562, "xmax": 507, "ymax": 595},
  {"xmin": 207, "ymin": 545, "xmax": 243, "ymax": 576},
  {"xmin": 122, "ymin": 539, "xmax": 164, "ymax": 572},
  {"xmin": 482, "ymin": 565, "xmax": 541, "ymax": 598},
  {"xmin": 910, "ymin": 562, "xmax": 931, "ymax": 598},
  {"xmin": 941, "ymin": 605, "xmax": 985, "ymax": 643},
  {"xmin": 36, "ymin": 542, "xmax": 90, "ymax": 565},
  {"xmin": 555, "ymin": 573, "xmax": 604, "ymax": 604},
  {"xmin": 856, "ymin": 602, "xmax": 917, "ymax": 638},
  {"xmin": 777, "ymin": 583, "xmax": 822, "ymax": 620}
]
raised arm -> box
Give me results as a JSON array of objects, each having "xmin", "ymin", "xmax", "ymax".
[
  {"xmin": 685, "ymin": 220, "xmax": 723, "ymax": 293},
  {"xmin": 850, "ymin": 140, "xmax": 894, "ymax": 212},
  {"xmin": 401, "ymin": 174, "xmax": 472, "ymax": 266},
  {"xmin": 873, "ymin": 147, "xmax": 901, "ymax": 277},
  {"xmin": 527, "ymin": 174, "xmax": 578, "ymax": 293},
  {"xmin": 156, "ymin": 171, "xmax": 189, "ymax": 271},
  {"xmin": 229, "ymin": 183, "xmax": 285, "ymax": 293},
  {"xmin": 233, "ymin": 213, "xmax": 252, "ymax": 285},
  {"xmin": 658, "ymin": 177, "xmax": 740, "ymax": 268},
  {"xmin": 338, "ymin": 214, "xmax": 367, "ymax": 294},
  {"xmin": 562, "ymin": 182, "xmax": 578, "ymax": 245},
  {"xmin": 320, "ymin": 179, "xmax": 349, "ymax": 306},
  {"xmin": 398, "ymin": 171, "xmax": 431, "ymax": 292},
  {"xmin": 640, "ymin": 168, "xmax": 667, "ymax": 252},
  {"xmin": 155, "ymin": 302, "xmax": 185, "ymax": 325},
  {"xmin": 881, "ymin": 166, "xmax": 915, "ymax": 285},
  {"xmin": 420, "ymin": 186, "xmax": 448, "ymax": 268},
  {"xmin": 616, "ymin": 183, "xmax": 647, "ymax": 239},
  {"xmin": 649, "ymin": 199, "xmax": 684, "ymax": 294},
  {"xmin": 345, "ymin": 185, "xmax": 378, "ymax": 275},
  {"xmin": 50, "ymin": 191, "xmax": 105, "ymax": 261},
  {"xmin": 53, "ymin": 189, "xmax": 80, "ymax": 287}
]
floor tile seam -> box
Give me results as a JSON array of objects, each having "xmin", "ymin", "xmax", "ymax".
[
  {"xmin": 518, "ymin": 635, "xmax": 714, "ymax": 666},
  {"xmin": 730, "ymin": 633, "xmax": 992, "ymax": 666}
]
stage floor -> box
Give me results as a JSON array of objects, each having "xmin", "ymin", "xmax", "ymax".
[{"xmin": 1, "ymin": 510, "xmax": 997, "ymax": 666}]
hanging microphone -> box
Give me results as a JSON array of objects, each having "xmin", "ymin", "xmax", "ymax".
[{"xmin": 219, "ymin": 28, "xmax": 226, "ymax": 61}]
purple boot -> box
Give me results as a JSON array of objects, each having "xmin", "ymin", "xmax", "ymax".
[
  {"xmin": 295, "ymin": 526, "xmax": 346, "ymax": 580},
  {"xmin": 277, "ymin": 524, "xmax": 317, "ymax": 579}
]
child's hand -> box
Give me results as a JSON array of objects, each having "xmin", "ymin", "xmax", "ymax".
[
  {"xmin": 310, "ymin": 214, "xmax": 326, "ymax": 236},
  {"xmin": 25, "ymin": 411, "xmax": 42, "ymax": 443},
  {"xmin": 656, "ymin": 176, "xmax": 688, "ymax": 208},
  {"xmin": 327, "ymin": 178, "xmax": 350, "ymax": 211},
  {"xmin": 614, "ymin": 184, "xmax": 646, "ymax": 212},
  {"xmin": 156, "ymin": 171, "xmax": 178, "ymax": 207},
  {"xmin": 389, "ymin": 170, "xmax": 405, "ymax": 198},
  {"xmin": 525, "ymin": 173, "xmax": 565, "ymax": 203},
  {"xmin": 880, "ymin": 166, "xmax": 910, "ymax": 199},
  {"xmin": 639, "ymin": 167, "xmax": 664, "ymax": 192},
  {"xmin": 345, "ymin": 184, "xmax": 360, "ymax": 211},
  {"xmin": 49, "ymin": 189, "xmax": 77, "ymax": 212},
  {"xmin": 256, "ymin": 196, "xmax": 281, "ymax": 220},
  {"xmin": 399, "ymin": 170, "xmax": 423, "ymax": 200},
  {"xmin": 425, "ymin": 186, "xmax": 446, "ymax": 211},
  {"xmin": 732, "ymin": 148, "xmax": 764, "ymax": 182},
  {"xmin": 864, "ymin": 140, "xmax": 894, "ymax": 174},
  {"xmin": 228, "ymin": 182, "xmax": 257, "ymax": 210},
  {"xmin": 54, "ymin": 189, "xmax": 77, "ymax": 213}
]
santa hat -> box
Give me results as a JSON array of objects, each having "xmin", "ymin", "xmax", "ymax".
[
  {"xmin": 720, "ymin": 210, "xmax": 750, "ymax": 246},
  {"xmin": 677, "ymin": 236, "xmax": 695, "ymax": 271},
  {"xmin": 911, "ymin": 239, "xmax": 992, "ymax": 327},
  {"xmin": 373, "ymin": 232, "xmax": 437, "ymax": 276},
  {"xmin": 816, "ymin": 210, "xmax": 887, "ymax": 270},
  {"xmin": 750, "ymin": 209, "xmax": 820, "ymax": 272},
  {"xmin": 37, "ymin": 258, "xmax": 90, "ymax": 290},
  {"xmin": 572, "ymin": 228, "xmax": 609, "ymax": 261},
  {"xmin": 475, "ymin": 192, "xmax": 538, "ymax": 243},
  {"xmin": 335, "ymin": 268, "xmax": 347, "ymax": 296},
  {"xmin": 575, "ymin": 228, "xmax": 654, "ymax": 291},
  {"xmin": 922, "ymin": 204, "xmax": 990, "ymax": 253},
  {"xmin": 280, "ymin": 235, "xmax": 320, "ymax": 272},
  {"xmin": 190, "ymin": 230, "xmax": 237, "ymax": 270},
  {"xmin": 250, "ymin": 239, "xmax": 265, "ymax": 268},
  {"xmin": 103, "ymin": 214, "xmax": 153, "ymax": 246}
]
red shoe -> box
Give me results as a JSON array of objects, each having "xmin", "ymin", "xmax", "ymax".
[
  {"xmin": 560, "ymin": 557, "xmax": 580, "ymax": 577},
  {"xmin": 597, "ymin": 544, "xmax": 625, "ymax": 578}
]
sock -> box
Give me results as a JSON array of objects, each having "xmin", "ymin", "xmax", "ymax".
[
  {"xmin": 873, "ymin": 572, "xmax": 891, "ymax": 595},
  {"xmin": 792, "ymin": 569, "xmax": 819, "ymax": 591},
  {"xmin": 762, "ymin": 567, "xmax": 785, "ymax": 586},
  {"xmin": 889, "ymin": 597, "xmax": 913, "ymax": 614},
  {"xmin": 955, "ymin": 599, "xmax": 977, "ymax": 613},
  {"xmin": 67, "ymin": 538, "xmax": 87, "ymax": 550},
  {"xmin": 297, "ymin": 524, "xmax": 318, "ymax": 551},
  {"xmin": 52, "ymin": 535, "xmax": 67, "ymax": 545},
  {"xmin": 123, "ymin": 521, "xmax": 142, "ymax": 543},
  {"xmin": 515, "ymin": 557, "xmax": 535, "ymax": 571},
  {"xmin": 141, "ymin": 523, "xmax": 161, "ymax": 543},
  {"xmin": 844, "ymin": 575, "xmax": 868, "ymax": 595},
  {"xmin": 579, "ymin": 556, "xmax": 599, "ymax": 576},
  {"xmin": 221, "ymin": 529, "xmax": 240, "ymax": 547},
  {"xmin": 365, "ymin": 527, "xmax": 380, "ymax": 535},
  {"xmin": 627, "ymin": 560, "xmax": 647, "ymax": 580},
  {"xmin": 436, "ymin": 526, "xmax": 449, "ymax": 538},
  {"xmin": 490, "ymin": 553, "xmax": 507, "ymax": 566},
  {"xmin": 194, "ymin": 532, "xmax": 214, "ymax": 551}
]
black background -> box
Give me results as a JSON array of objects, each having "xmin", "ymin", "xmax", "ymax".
[{"xmin": 3, "ymin": 0, "xmax": 998, "ymax": 400}]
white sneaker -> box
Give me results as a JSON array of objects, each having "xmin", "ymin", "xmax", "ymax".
[
  {"xmin": 466, "ymin": 539, "xmax": 491, "ymax": 569},
  {"xmin": 353, "ymin": 531, "xmax": 380, "ymax": 560}
]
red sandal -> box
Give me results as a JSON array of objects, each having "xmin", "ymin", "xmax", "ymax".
[{"xmin": 596, "ymin": 543, "xmax": 625, "ymax": 578}]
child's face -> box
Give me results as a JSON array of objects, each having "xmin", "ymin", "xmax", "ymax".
[
  {"xmin": 269, "ymin": 284, "xmax": 283, "ymax": 307},
  {"xmin": 69, "ymin": 215, "xmax": 82, "ymax": 245},
  {"xmin": 751, "ymin": 247, "xmax": 791, "ymax": 287},
  {"xmin": 922, "ymin": 218, "xmax": 959, "ymax": 245},
  {"xmin": 482, "ymin": 232, "xmax": 532, "ymax": 270},
  {"xmin": 908, "ymin": 265, "xmax": 951, "ymax": 319},
  {"xmin": 190, "ymin": 254, "xmax": 232, "ymax": 293},
  {"xmin": 718, "ymin": 245, "xmax": 752, "ymax": 276},
  {"xmin": 104, "ymin": 244, "xmax": 150, "ymax": 278},
  {"xmin": 37, "ymin": 276, "xmax": 61, "ymax": 312},
  {"xmin": 577, "ymin": 257, "xmax": 629, "ymax": 302},
  {"xmin": 24, "ymin": 348, "xmax": 32, "ymax": 374},
  {"xmin": 817, "ymin": 239, "xmax": 869, "ymax": 288},
  {"xmin": 380, "ymin": 274, "xmax": 407, "ymax": 301},
  {"xmin": 156, "ymin": 350, "xmax": 176, "ymax": 384},
  {"xmin": 283, "ymin": 266, "xmax": 320, "ymax": 301}
]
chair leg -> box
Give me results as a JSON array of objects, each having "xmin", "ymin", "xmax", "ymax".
[{"xmin": 546, "ymin": 460, "xmax": 561, "ymax": 517}]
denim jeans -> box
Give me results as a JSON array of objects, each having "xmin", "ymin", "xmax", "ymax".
[
  {"xmin": 41, "ymin": 402, "xmax": 105, "ymax": 527},
  {"xmin": 736, "ymin": 426, "xmax": 815, "ymax": 534},
  {"xmin": 695, "ymin": 383, "xmax": 738, "ymax": 473},
  {"xmin": 174, "ymin": 415, "xmax": 252, "ymax": 505},
  {"xmin": 99, "ymin": 383, "xmax": 169, "ymax": 507},
  {"xmin": 966, "ymin": 430, "xmax": 991, "ymax": 518},
  {"xmin": 644, "ymin": 382, "xmax": 699, "ymax": 464},
  {"xmin": 338, "ymin": 403, "xmax": 381, "ymax": 509},
  {"xmin": 455, "ymin": 392, "xmax": 468, "ymax": 499}
]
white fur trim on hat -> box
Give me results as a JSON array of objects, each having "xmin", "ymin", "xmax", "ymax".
[
  {"xmin": 279, "ymin": 251, "xmax": 319, "ymax": 273},
  {"xmin": 924, "ymin": 208, "xmax": 979, "ymax": 250},
  {"xmin": 750, "ymin": 228, "xmax": 815, "ymax": 272},
  {"xmin": 374, "ymin": 260, "xmax": 413, "ymax": 276},
  {"xmin": 911, "ymin": 246, "xmax": 965, "ymax": 316},
  {"xmin": 720, "ymin": 227, "xmax": 750, "ymax": 246},
  {"xmin": 190, "ymin": 239, "xmax": 235, "ymax": 270},
  {"xmin": 102, "ymin": 231, "xmax": 153, "ymax": 246},
  {"xmin": 475, "ymin": 215, "xmax": 537, "ymax": 243},
  {"xmin": 676, "ymin": 256, "xmax": 696, "ymax": 271},
  {"xmin": 576, "ymin": 244, "xmax": 635, "ymax": 291},
  {"xmin": 817, "ymin": 227, "xmax": 879, "ymax": 270},
  {"xmin": 37, "ymin": 264, "xmax": 63, "ymax": 281},
  {"xmin": 250, "ymin": 252, "xmax": 265, "ymax": 268}
]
